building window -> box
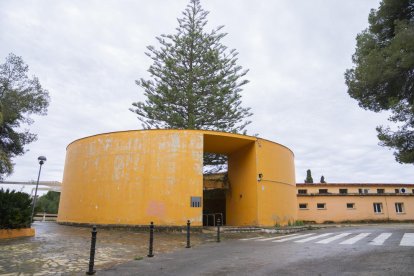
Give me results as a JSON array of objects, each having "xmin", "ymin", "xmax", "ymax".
[
  {"xmin": 190, "ymin": 196, "xmax": 201, "ymax": 208},
  {"xmin": 373, "ymin": 203, "xmax": 383, "ymax": 213},
  {"xmin": 364, "ymin": 189, "xmax": 369, "ymax": 194},
  {"xmin": 339, "ymin": 189, "xmax": 348, "ymax": 194},
  {"xmin": 395, "ymin": 203, "xmax": 404, "ymax": 213},
  {"xmin": 347, "ymin": 203, "xmax": 355, "ymax": 209},
  {"xmin": 298, "ymin": 189, "xmax": 307, "ymax": 194},
  {"xmin": 319, "ymin": 189, "xmax": 328, "ymax": 194},
  {"xmin": 412, "ymin": 189, "xmax": 414, "ymax": 194},
  {"xmin": 377, "ymin": 189, "xmax": 384, "ymax": 194},
  {"xmin": 358, "ymin": 188, "xmax": 363, "ymax": 194},
  {"xmin": 317, "ymin": 203, "xmax": 326, "ymax": 209},
  {"xmin": 299, "ymin": 203, "xmax": 308, "ymax": 209},
  {"xmin": 395, "ymin": 189, "xmax": 399, "ymax": 194}
]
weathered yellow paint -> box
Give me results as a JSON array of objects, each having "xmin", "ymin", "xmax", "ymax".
[
  {"xmin": 58, "ymin": 129, "xmax": 296, "ymax": 227},
  {"xmin": 256, "ymin": 139, "xmax": 297, "ymax": 226},
  {"xmin": 297, "ymin": 184, "xmax": 414, "ymax": 223},
  {"xmin": 0, "ymin": 228, "xmax": 35, "ymax": 239}
]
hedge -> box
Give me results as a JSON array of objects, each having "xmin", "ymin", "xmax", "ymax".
[{"xmin": 0, "ymin": 188, "xmax": 32, "ymax": 229}]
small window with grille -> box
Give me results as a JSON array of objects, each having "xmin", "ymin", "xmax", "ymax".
[
  {"xmin": 190, "ymin": 196, "xmax": 201, "ymax": 208},
  {"xmin": 299, "ymin": 203, "xmax": 308, "ymax": 209}
]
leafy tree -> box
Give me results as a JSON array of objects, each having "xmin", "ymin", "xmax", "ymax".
[
  {"xmin": 0, "ymin": 188, "xmax": 32, "ymax": 229},
  {"xmin": 0, "ymin": 53, "xmax": 50, "ymax": 179},
  {"xmin": 345, "ymin": 0, "xmax": 414, "ymax": 164},
  {"xmin": 131, "ymin": 0, "xmax": 251, "ymax": 133},
  {"xmin": 35, "ymin": 191, "xmax": 60, "ymax": 214},
  {"xmin": 320, "ymin": 175, "xmax": 326, "ymax": 183},
  {"xmin": 304, "ymin": 169, "xmax": 313, "ymax": 184}
]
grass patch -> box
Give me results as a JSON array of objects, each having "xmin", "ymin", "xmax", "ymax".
[{"xmin": 134, "ymin": 256, "xmax": 143, "ymax": 261}]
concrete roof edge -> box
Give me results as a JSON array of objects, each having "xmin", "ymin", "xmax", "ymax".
[{"xmin": 65, "ymin": 129, "xmax": 293, "ymax": 155}]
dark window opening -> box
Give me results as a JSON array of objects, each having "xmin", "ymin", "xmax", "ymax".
[
  {"xmin": 373, "ymin": 203, "xmax": 382, "ymax": 213},
  {"xmin": 377, "ymin": 189, "xmax": 384, "ymax": 194},
  {"xmin": 395, "ymin": 203, "xmax": 404, "ymax": 213},
  {"xmin": 339, "ymin": 189, "xmax": 348, "ymax": 194},
  {"xmin": 395, "ymin": 189, "xmax": 400, "ymax": 194},
  {"xmin": 318, "ymin": 189, "xmax": 328, "ymax": 194},
  {"xmin": 347, "ymin": 203, "xmax": 355, "ymax": 209},
  {"xmin": 298, "ymin": 189, "xmax": 307, "ymax": 194},
  {"xmin": 299, "ymin": 203, "xmax": 308, "ymax": 209},
  {"xmin": 317, "ymin": 203, "xmax": 326, "ymax": 209}
]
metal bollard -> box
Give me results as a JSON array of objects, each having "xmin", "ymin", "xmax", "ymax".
[
  {"xmin": 148, "ymin": 221, "xmax": 154, "ymax": 257},
  {"xmin": 86, "ymin": 225, "xmax": 97, "ymax": 275},
  {"xmin": 186, "ymin": 220, "xmax": 191, "ymax": 248},
  {"xmin": 216, "ymin": 218, "xmax": 221, "ymax": 242}
]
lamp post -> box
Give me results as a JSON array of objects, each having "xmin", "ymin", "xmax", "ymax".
[{"xmin": 31, "ymin": 156, "xmax": 46, "ymax": 223}]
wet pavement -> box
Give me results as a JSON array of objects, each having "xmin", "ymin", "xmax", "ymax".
[{"xmin": 0, "ymin": 222, "xmax": 234, "ymax": 275}]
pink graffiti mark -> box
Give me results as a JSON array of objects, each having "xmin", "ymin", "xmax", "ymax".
[{"xmin": 146, "ymin": 201, "xmax": 166, "ymax": 217}]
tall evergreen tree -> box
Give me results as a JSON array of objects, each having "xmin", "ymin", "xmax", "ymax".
[
  {"xmin": 0, "ymin": 53, "xmax": 49, "ymax": 179},
  {"xmin": 131, "ymin": 0, "xmax": 252, "ymax": 134},
  {"xmin": 345, "ymin": 0, "xmax": 414, "ymax": 164},
  {"xmin": 304, "ymin": 169, "xmax": 313, "ymax": 184}
]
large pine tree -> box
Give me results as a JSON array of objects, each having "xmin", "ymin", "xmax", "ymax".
[
  {"xmin": 131, "ymin": 0, "xmax": 252, "ymax": 134},
  {"xmin": 345, "ymin": 0, "xmax": 414, "ymax": 164}
]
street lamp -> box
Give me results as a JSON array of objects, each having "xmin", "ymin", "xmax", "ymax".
[{"xmin": 31, "ymin": 156, "xmax": 47, "ymax": 223}]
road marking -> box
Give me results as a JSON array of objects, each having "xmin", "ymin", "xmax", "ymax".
[
  {"xmin": 316, "ymin": 233, "xmax": 351, "ymax": 244},
  {"xmin": 294, "ymin": 233, "xmax": 334, "ymax": 243},
  {"xmin": 256, "ymin": 234, "xmax": 300, "ymax": 241},
  {"xmin": 400, "ymin": 233, "xmax": 414, "ymax": 246},
  {"xmin": 239, "ymin": 236, "xmax": 264, "ymax": 241},
  {"xmin": 369, "ymin": 233, "xmax": 392, "ymax": 245},
  {"xmin": 340, "ymin": 233, "xmax": 370, "ymax": 245},
  {"xmin": 273, "ymin": 233, "xmax": 315, "ymax": 242}
]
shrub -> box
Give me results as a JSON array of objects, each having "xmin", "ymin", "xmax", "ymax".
[
  {"xmin": 0, "ymin": 188, "xmax": 32, "ymax": 229},
  {"xmin": 35, "ymin": 191, "xmax": 60, "ymax": 214}
]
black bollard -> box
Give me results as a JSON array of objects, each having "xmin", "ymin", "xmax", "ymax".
[
  {"xmin": 148, "ymin": 221, "xmax": 154, "ymax": 257},
  {"xmin": 86, "ymin": 225, "xmax": 97, "ymax": 275},
  {"xmin": 186, "ymin": 220, "xmax": 191, "ymax": 248},
  {"xmin": 216, "ymin": 218, "xmax": 221, "ymax": 243}
]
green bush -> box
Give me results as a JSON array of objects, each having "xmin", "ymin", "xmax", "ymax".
[
  {"xmin": 35, "ymin": 191, "xmax": 60, "ymax": 214},
  {"xmin": 0, "ymin": 188, "xmax": 32, "ymax": 229}
]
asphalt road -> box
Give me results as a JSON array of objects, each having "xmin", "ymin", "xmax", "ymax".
[{"xmin": 101, "ymin": 224, "xmax": 414, "ymax": 276}]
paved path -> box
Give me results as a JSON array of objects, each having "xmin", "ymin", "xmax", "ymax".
[
  {"xmin": 0, "ymin": 222, "xmax": 212, "ymax": 275},
  {"xmin": 101, "ymin": 224, "xmax": 414, "ymax": 275}
]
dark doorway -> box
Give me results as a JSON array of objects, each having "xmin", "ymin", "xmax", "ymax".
[{"xmin": 203, "ymin": 189, "xmax": 226, "ymax": 226}]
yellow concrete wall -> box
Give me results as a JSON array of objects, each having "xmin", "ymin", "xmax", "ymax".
[
  {"xmin": 256, "ymin": 139, "xmax": 297, "ymax": 226},
  {"xmin": 227, "ymin": 143, "xmax": 258, "ymax": 225},
  {"xmin": 58, "ymin": 129, "xmax": 296, "ymax": 227},
  {"xmin": 58, "ymin": 130, "xmax": 203, "ymax": 226},
  {"xmin": 297, "ymin": 195, "xmax": 414, "ymax": 223}
]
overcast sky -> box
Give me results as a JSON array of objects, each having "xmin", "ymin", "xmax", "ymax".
[{"xmin": 1, "ymin": 0, "xmax": 412, "ymax": 185}]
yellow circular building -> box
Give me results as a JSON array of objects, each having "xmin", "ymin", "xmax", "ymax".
[{"xmin": 57, "ymin": 129, "xmax": 296, "ymax": 227}]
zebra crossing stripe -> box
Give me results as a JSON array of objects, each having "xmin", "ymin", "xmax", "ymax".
[
  {"xmin": 340, "ymin": 233, "xmax": 370, "ymax": 245},
  {"xmin": 369, "ymin": 233, "xmax": 392, "ymax": 245},
  {"xmin": 273, "ymin": 233, "xmax": 315, "ymax": 242},
  {"xmin": 239, "ymin": 236, "xmax": 264, "ymax": 241},
  {"xmin": 256, "ymin": 234, "xmax": 300, "ymax": 241},
  {"xmin": 294, "ymin": 233, "xmax": 334, "ymax": 243},
  {"xmin": 316, "ymin": 233, "xmax": 351, "ymax": 244},
  {"xmin": 400, "ymin": 233, "xmax": 414, "ymax": 246}
]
